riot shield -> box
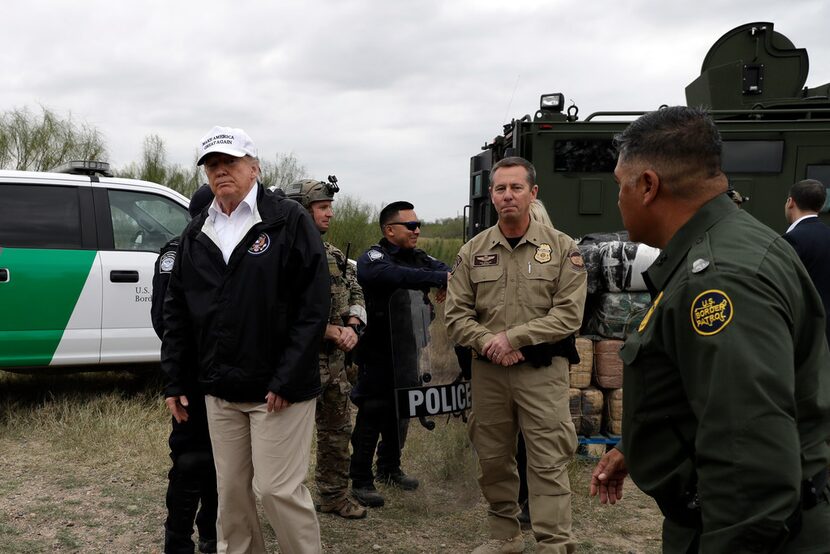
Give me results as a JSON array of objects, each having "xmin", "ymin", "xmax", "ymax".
[
  {"xmin": 389, "ymin": 289, "xmax": 472, "ymax": 431},
  {"xmin": 389, "ymin": 288, "xmax": 433, "ymax": 430}
]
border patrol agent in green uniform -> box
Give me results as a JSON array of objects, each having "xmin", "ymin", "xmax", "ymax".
[
  {"xmin": 590, "ymin": 107, "xmax": 830, "ymax": 553},
  {"xmin": 284, "ymin": 177, "xmax": 369, "ymax": 520}
]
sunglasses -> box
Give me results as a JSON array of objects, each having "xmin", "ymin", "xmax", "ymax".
[{"xmin": 387, "ymin": 221, "xmax": 422, "ymax": 231}]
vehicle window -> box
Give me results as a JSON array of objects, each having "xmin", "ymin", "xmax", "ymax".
[
  {"xmin": 554, "ymin": 140, "xmax": 617, "ymax": 173},
  {"xmin": 722, "ymin": 141, "xmax": 784, "ymax": 173},
  {"xmin": 108, "ymin": 190, "xmax": 189, "ymax": 252},
  {"xmin": 0, "ymin": 184, "xmax": 83, "ymax": 248}
]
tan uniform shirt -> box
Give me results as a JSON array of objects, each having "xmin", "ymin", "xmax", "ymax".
[{"xmin": 445, "ymin": 219, "xmax": 587, "ymax": 353}]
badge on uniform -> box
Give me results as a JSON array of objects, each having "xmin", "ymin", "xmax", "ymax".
[
  {"xmin": 473, "ymin": 254, "xmax": 498, "ymax": 266},
  {"xmin": 534, "ymin": 244, "xmax": 552, "ymax": 264},
  {"xmin": 159, "ymin": 251, "xmax": 176, "ymax": 273},
  {"xmin": 368, "ymin": 249, "xmax": 384, "ymax": 261},
  {"xmin": 690, "ymin": 289, "xmax": 733, "ymax": 336},
  {"xmin": 638, "ymin": 291, "xmax": 663, "ymax": 333},
  {"xmin": 248, "ymin": 233, "xmax": 270, "ymax": 255}
]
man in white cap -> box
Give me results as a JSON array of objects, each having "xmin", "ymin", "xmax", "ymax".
[{"xmin": 161, "ymin": 126, "xmax": 330, "ymax": 553}]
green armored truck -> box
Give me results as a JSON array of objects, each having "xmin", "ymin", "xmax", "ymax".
[{"xmin": 467, "ymin": 22, "xmax": 830, "ymax": 238}]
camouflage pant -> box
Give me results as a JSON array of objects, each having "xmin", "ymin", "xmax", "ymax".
[{"xmin": 315, "ymin": 379, "xmax": 353, "ymax": 504}]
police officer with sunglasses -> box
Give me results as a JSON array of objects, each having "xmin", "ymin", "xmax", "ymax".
[{"xmin": 349, "ymin": 201, "xmax": 450, "ymax": 508}]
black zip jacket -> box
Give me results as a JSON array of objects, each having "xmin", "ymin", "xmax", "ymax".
[
  {"xmin": 351, "ymin": 238, "xmax": 449, "ymax": 398},
  {"xmin": 161, "ymin": 184, "xmax": 329, "ymax": 403}
]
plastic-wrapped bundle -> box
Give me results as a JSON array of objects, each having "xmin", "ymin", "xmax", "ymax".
[
  {"xmin": 594, "ymin": 339, "xmax": 624, "ymax": 389},
  {"xmin": 579, "ymin": 387, "xmax": 604, "ymax": 436},
  {"xmin": 604, "ymin": 388, "xmax": 623, "ymax": 435},
  {"xmin": 577, "ymin": 243, "xmax": 603, "ymax": 294},
  {"xmin": 599, "ymin": 241, "xmax": 661, "ymax": 292},
  {"xmin": 569, "ymin": 338, "xmax": 593, "ymax": 389},
  {"xmin": 579, "ymin": 231, "xmax": 630, "ymax": 245},
  {"xmin": 582, "ymin": 292, "xmax": 652, "ymax": 339}
]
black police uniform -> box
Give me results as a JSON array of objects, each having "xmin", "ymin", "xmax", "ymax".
[
  {"xmin": 349, "ymin": 238, "xmax": 449, "ymax": 488},
  {"xmin": 152, "ymin": 238, "xmax": 217, "ymax": 554}
]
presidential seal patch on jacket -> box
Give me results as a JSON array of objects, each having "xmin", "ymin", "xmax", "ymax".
[{"xmin": 248, "ymin": 233, "xmax": 270, "ymax": 255}]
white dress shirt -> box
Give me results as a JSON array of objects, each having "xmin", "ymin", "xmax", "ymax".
[
  {"xmin": 202, "ymin": 182, "xmax": 262, "ymax": 263},
  {"xmin": 785, "ymin": 213, "xmax": 817, "ymax": 234}
]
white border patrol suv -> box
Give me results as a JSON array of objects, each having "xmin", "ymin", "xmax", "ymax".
[{"xmin": 0, "ymin": 161, "xmax": 190, "ymax": 371}]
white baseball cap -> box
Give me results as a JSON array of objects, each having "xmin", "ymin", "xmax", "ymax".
[{"xmin": 197, "ymin": 126, "xmax": 258, "ymax": 166}]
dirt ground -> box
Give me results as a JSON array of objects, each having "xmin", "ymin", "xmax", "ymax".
[{"xmin": 0, "ymin": 370, "xmax": 662, "ymax": 553}]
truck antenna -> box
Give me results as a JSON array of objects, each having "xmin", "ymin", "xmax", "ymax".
[{"xmin": 503, "ymin": 74, "xmax": 521, "ymax": 124}]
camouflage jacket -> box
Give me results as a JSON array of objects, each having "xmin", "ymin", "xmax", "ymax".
[{"xmin": 320, "ymin": 241, "xmax": 366, "ymax": 388}]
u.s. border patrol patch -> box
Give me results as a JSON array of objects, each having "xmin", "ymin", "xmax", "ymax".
[
  {"xmin": 368, "ymin": 249, "xmax": 384, "ymax": 261},
  {"xmin": 248, "ymin": 233, "xmax": 270, "ymax": 255},
  {"xmin": 690, "ymin": 289, "xmax": 733, "ymax": 336},
  {"xmin": 159, "ymin": 251, "xmax": 176, "ymax": 273}
]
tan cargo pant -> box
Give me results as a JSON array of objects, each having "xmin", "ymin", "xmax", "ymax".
[
  {"xmin": 205, "ymin": 396, "xmax": 321, "ymax": 554},
  {"xmin": 468, "ymin": 357, "xmax": 577, "ymax": 553}
]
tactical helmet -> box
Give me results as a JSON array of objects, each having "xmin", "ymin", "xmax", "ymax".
[
  {"xmin": 284, "ymin": 176, "xmax": 339, "ymax": 209},
  {"xmin": 726, "ymin": 185, "xmax": 748, "ymax": 206}
]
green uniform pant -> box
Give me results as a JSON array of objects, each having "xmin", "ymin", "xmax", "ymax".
[
  {"xmin": 468, "ymin": 357, "xmax": 577, "ymax": 553},
  {"xmin": 315, "ymin": 381, "xmax": 353, "ymax": 505},
  {"xmin": 661, "ymin": 489, "xmax": 830, "ymax": 553}
]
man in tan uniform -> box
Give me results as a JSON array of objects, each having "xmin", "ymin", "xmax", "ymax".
[{"xmin": 445, "ymin": 156, "xmax": 587, "ymax": 554}]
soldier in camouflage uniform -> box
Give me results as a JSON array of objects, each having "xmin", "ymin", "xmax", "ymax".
[{"xmin": 284, "ymin": 177, "xmax": 368, "ymax": 520}]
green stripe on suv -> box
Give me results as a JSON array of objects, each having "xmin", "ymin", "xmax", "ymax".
[{"xmin": 0, "ymin": 248, "xmax": 96, "ymax": 367}]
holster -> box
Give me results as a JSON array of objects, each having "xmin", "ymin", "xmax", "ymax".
[{"xmin": 520, "ymin": 334, "xmax": 580, "ymax": 368}]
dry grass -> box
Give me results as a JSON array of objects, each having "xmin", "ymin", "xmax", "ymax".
[{"xmin": 0, "ymin": 321, "xmax": 662, "ymax": 553}]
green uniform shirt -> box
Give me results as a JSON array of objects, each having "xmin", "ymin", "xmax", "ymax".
[{"xmin": 621, "ymin": 194, "xmax": 830, "ymax": 552}]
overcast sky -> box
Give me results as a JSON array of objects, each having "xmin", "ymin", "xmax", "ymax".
[{"xmin": 3, "ymin": 0, "xmax": 828, "ymax": 220}]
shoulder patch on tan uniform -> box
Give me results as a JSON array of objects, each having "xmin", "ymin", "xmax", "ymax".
[
  {"xmin": 451, "ymin": 255, "xmax": 462, "ymax": 274},
  {"xmin": 567, "ymin": 250, "xmax": 586, "ymax": 271},
  {"xmin": 690, "ymin": 289, "xmax": 733, "ymax": 336}
]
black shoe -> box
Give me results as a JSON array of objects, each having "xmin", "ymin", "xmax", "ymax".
[
  {"xmin": 352, "ymin": 485, "xmax": 385, "ymax": 507},
  {"xmin": 376, "ymin": 470, "xmax": 419, "ymax": 491},
  {"xmin": 517, "ymin": 501, "xmax": 531, "ymax": 530},
  {"xmin": 198, "ymin": 538, "xmax": 217, "ymax": 553}
]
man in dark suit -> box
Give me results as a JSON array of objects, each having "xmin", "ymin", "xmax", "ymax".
[{"xmin": 784, "ymin": 178, "xmax": 830, "ymax": 346}]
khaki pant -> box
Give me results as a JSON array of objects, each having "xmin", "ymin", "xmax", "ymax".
[
  {"xmin": 468, "ymin": 357, "xmax": 577, "ymax": 553},
  {"xmin": 205, "ymin": 396, "xmax": 321, "ymax": 554}
]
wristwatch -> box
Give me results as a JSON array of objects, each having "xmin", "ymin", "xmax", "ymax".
[{"xmin": 347, "ymin": 322, "xmax": 366, "ymax": 337}]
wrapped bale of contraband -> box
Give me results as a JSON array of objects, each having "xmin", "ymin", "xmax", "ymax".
[
  {"xmin": 579, "ymin": 231, "xmax": 630, "ymax": 245},
  {"xmin": 582, "ymin": 292, "xmax": 652, "ymax": 339},
  {"xmin": 579, "ymin": 387, "xmax": 604, "ymax": 436},
  {"xmin": 594, "ymin": 339, "xmax": 624, "ymax": 389},
  {"xmin": 569, "ymin": 388, "xmax": 582, "ymax": 431},
  {"xmin": 604, "ymin": 388, "xmax": 623, "ymax": 435},
  {"xmin": 599, "ymin": 240, "xmax": 661, "ymax": 292},
  {"xmin": 577, "ymin": 243, "xmax": 603, "ymax": 294},
  {"xmin": 569, "ymin": 338, "xmax": 593, "ymax": 389}
]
